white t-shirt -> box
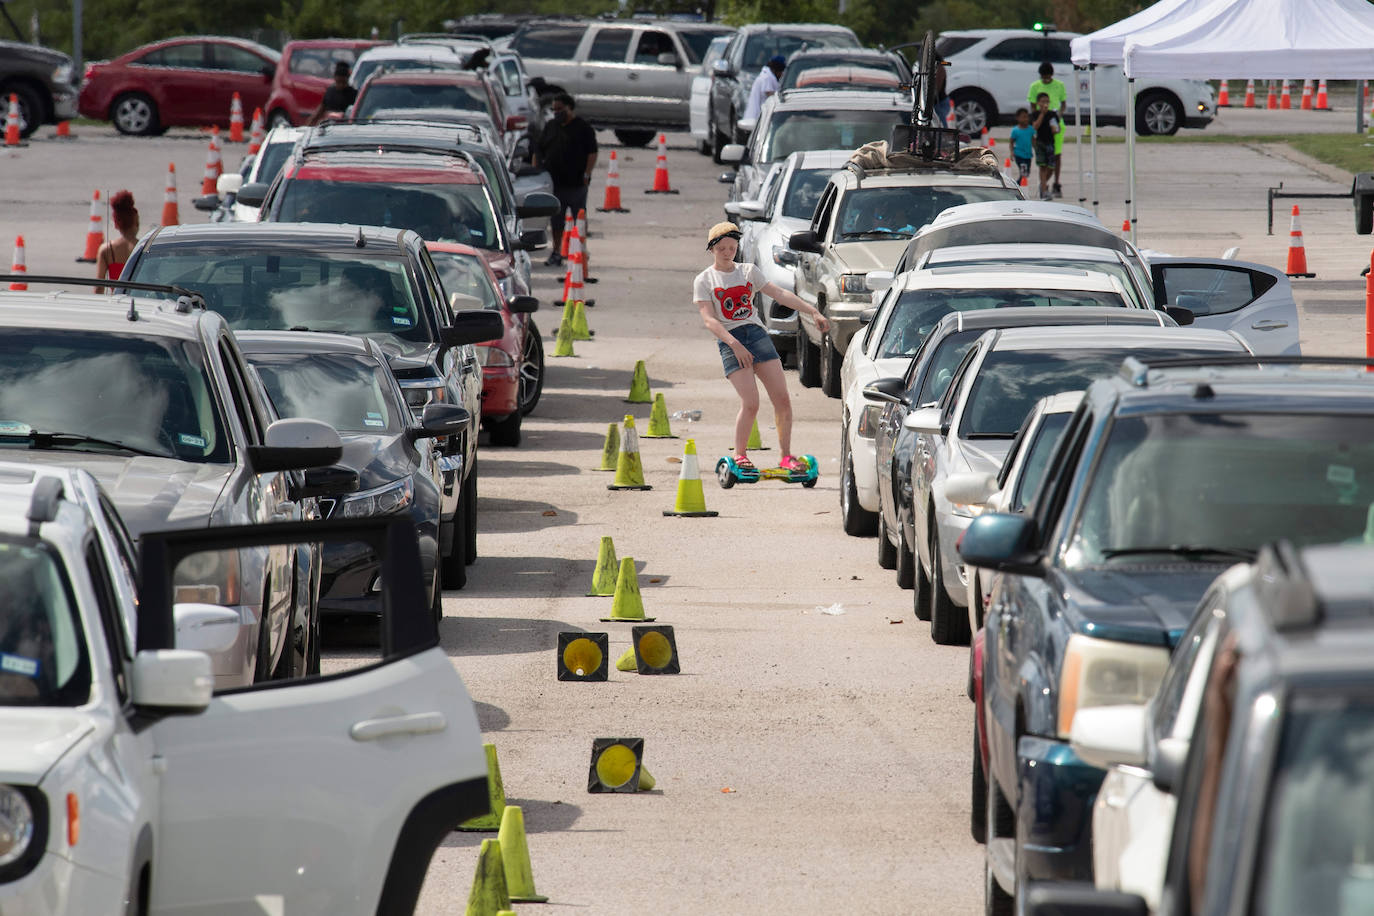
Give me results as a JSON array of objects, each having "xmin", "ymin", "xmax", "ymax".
[
  {"xmin": 744, "ymin": 67, "xmax": 779, "ymax": 121},
  {"xmin": 694, "ymin": 262, "xmax": 769, "ymax": 331}
]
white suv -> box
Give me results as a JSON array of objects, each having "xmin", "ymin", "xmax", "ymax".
[{"xmin": 938, "ymin": 29, "xmax": 1215, "ymax": 136}]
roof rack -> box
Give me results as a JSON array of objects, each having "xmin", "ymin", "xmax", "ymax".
[
  {"xmin": 1255, "ymin": 540, "xmax": 1322, "ymax": 630},
  {"xmin": 298, "ymin": 130, "xmax": 483, "ymax": 172},
  {"xmin": 1118, "ymin": 354, "xmax": 1374, "ymax": 387},
  {"xmin": 0, "ymin": 275, "xmax": 205, "ymax": 321}
]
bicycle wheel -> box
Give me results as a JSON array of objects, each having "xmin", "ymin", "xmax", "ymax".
[{"xmin": 917, "ymin": 31, "xmax": 939, "ymax": 127}]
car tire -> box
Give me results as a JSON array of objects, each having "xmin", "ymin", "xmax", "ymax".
[
  {"xmin": 913, "ymin": 524, "xmax": 931, "ymax": 620},
  {"xmin": 518, "ymin": 321, "xmax": 545, "ymax": 415},
  {"xmin": 441, "ymin": 496, "xmax": 468, "ymax": 589},
  {"xmin": 711, "ymin": 119, "xmax": 727, "ymax": 164},
  {"xmin": 951, "ymin": 89, "xmax": 996, "ymax": 136},
  {"xmin": 431, "ymin": 578, "xmax": 444, "ymax": 631},
  {"xmin": 985, "ymin": 775, "xmax": 1016, "ymax": 916},
  {"xmin": 930, "ymin": 521, "xmax": 971, "ymax": 645},
  {"xmin": 840, "ymin": 446, "xmax": 877, "ymax": 537},
  {"xmin": 876, "ymin": 513, "xmax": 897, "ymax": 569},
  {"xmin": 796, "ymin": 326, "xmax": 821, "ymax": 388},
  {"xmin": 252, "ymin": 583, "xmax": 274, "ymax": 684},
  {"xmin": 896, "ymin": 523, "xmax": 915, "ymax": 590},
  {"xmin": 2, "ymin": 83, "xmax": 44, "ymax": 139},
  {"xmin": 267, "ymin": 108, "xmax": 293, "ymax": 129},
  {"xmin": 463, "ymin": 462, "xmax": 478, "ymax": 566},
  {"xmin": 971, "ymin": 721, "xmax": 988, "ymax": 844},
  {"xmin": 819, "ymin": 334, "xmax": 842, "ymax": 399},
  {"xmin": 1136, "ymin": 90, "xmax": 1182, "ymax": 136},
  {"xmin": 111, "ymin": 92, "xmax": 159, "ymax": 136},
  {"xmin": 614, "ymin": 128, "xmax": 656, "ymax": 147},
  {"xmin": 486, "ymin": 412, "xmax": 522, "ymax": 447},
  {"xmin": 305, "ymin": 594, "xmax": 321, "ymax": 676}
]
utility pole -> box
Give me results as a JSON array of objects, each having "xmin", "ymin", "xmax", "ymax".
[{"xmin": 73, "ymin": 0, "xmax": 83, "ymax": 73}]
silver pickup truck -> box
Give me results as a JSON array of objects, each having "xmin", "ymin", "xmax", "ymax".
[{"xmin": 505, "ymin": 18, "xmax": 732, "ymax": 146}]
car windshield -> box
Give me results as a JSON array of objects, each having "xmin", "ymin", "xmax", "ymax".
[
  {"xmin": 428, "ymin": 250, "xmax": 501, "ymax": 310},
  {"xmin": 126, "ymin": 249, "xmax": 430, "ymax": 344},
  {"xmin": 289, "ymin": 45, "xmax": 364, "ymax": 76},
  {"xmin": 1011, "ymin": 412, "xmax": 1073, "ymax": 512},
  {"xmin": 761, "ymin": 109, "xmax": 905, "ymax": 162},
  {"xmin": 355, "ymin": 82, "xmax": 491, "ymax": 119},
  {"xmin": 679, "ymin": 29, "xmax": 732, "ymax": 64},
  {"xmin": 253, "ymin": 140, "xmax": 296, "ymax": 188},
  {"xmin": 0, "ymin": 331, "xmax": 229, "ymax": 462},
  {"xmin": 914, "ymin": 329, "xmax": 981, "ymax": 404},
  {"xmin": 879, "ymin": 288, "xmax": 1127, "ymax": 359},
  {"xmin": 1067, "ymin": 413, "xmax": 1374, "ymax": 568},
  {"xmin": 782, "ymin": 168, "xmax": 832, "ymax": 220},
  {"xmin": 250, "ymin": 352, "xmax": 402, "ymax": 434},
  {"xmin": 935, "ymin": 257, "xmax": 1149, "ymax": 309},
  {"xmin": 0, "ymin": 539, "xmax": 88, "ymax": 707},
  {"xmin": 837, "ymin": 187, "xmax": 1021, "ymax": 241},
  {"xmin": 741, "ymin": 31, "xmax": 859, "ymax": 70},
  {"xmin": 276, "ymin": 178, "xmax": 501, "ymax": 250},
  {"xmin": 780, "ymin": 56, "xmax": 905, "ymax": 90}
]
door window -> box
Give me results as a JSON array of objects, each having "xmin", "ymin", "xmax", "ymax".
[
  {"xmin": 511, "ymin": 25, "xmax": 585, "ymax": 61},
  {"xmin": 633, "ymin": 31, "xmax": 675, "ymax": 66},
  {"xmin": 984, "ymin": 38, "xmax": 1052, "ymax": 63},
  {"xmin": 812, "ymin": 186, "xmax": 836, "ymax": 239},
  {"xmin": 1156, "ymin": 266, "xmax": 1268, "ymax": 316},
  {"xmin": 587, "ymin": 28, "xmax": 634, "ymax": 63},
  {"xmin": 217, "ymin": 339, "xmax": 263, "ymax": 445},
  {"xmin": 85, "ymin": 540, "xmax": 129, "ymax": 703},
  {"xmin": 496, "ymin": 58, "xmax": 523, "ymax": 95},
  {"xmin": 210, "ymin": 43, "xmax": 272, "ymax": 74},
  {"xmin": 137, "ymin": 43, "xmax": 208, "ymax": 69}
]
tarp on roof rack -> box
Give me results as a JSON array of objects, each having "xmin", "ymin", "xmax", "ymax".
[{"xmin": 848, "ymin": 141, "xmax": 1000, "ymax": 176}]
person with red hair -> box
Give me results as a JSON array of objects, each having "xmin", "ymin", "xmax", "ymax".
[{"xmin": 94, "ymin": 190, "xmax": 138, "ymax": 293}]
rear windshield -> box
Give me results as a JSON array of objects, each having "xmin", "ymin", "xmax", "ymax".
[
  {"xmin": 741, "ymin": 30, "xmax": 859, "ymax": 70},
  {"xmin": 761, "ymin": 108, "xmax": 906, "ymax": 162},
  {"xmin": 252, "ymin": 139, "xmax": 295, "ymax": 187},
  {"xmin": 1012, "ymin": 411, "xmax": 1073, "ymax": 512},
  {"xmin": 351, "ymin": 58, "xmax": 460, "ymax": 88},
  {"xmin": 250, "ymin": 352, "xmax": 403, "ymax": 434},
  {"xmin": 277, "ymin": 178, "xmax": 501, "ymax": 250},
  {"xmin": 934, "ymin": 256, "xmax": 1148, "ymax": 309},
  {"xmin": 428, "ymin": 250, "xmax": 501, "ymax": 310},
  {"xmin": 679, "ymin": 29, "xmax": 733, "ymax": 64},
  {"xmin": 0, "ymin": 539, "xmax": 88, "ymax": 708},
  {"xmin": 356, "ymin": 83, "xmax": 490, "ymax": 119},
  {"xmin": 836, "ymin": 186, "xmax": 1021, "ymax": 241},
  {"xmin": 780, "ymin": 55, "xmax": 906, "ymax": 91},
  {"xmin": 914, "ymin": 328, "xmax": 980, "ymax": 404}
]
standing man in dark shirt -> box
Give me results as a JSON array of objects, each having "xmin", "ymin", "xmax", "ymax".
[
  {"xmin": 534, "ymin": 93, "xmax": 598, "ymax": 267},
  {"xmin": 308, "ymin": 61, "xmax": 358, "ymax": 125}
]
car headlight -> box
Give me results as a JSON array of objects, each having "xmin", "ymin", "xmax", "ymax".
[
  {"xmin": 174, "ymin": 549, "xmax": 242, "ymax": 606},
  {"xmin": 948, "ymin": 500, "xmax": 985, "ymax": 519},
  {"xmin": 52, "ymin": 64, "xmax": 73, "ymax": 86},
  {"xmin": 0, "ymin": 785, "xmax": 36, "ymax": 867},
  {"xmin": 342, "ymin": 478, "xmax": 414, "ymax": 518},
  {"xmin": 856, "ymin": 404, "xmax": 882, "ymax": 439},
  {"xmin": 476, "ymin": 345, "xmax": 515, "ymax": 368},
  {"xmin": 1057, "ymin": 634, "xmax": 1169, "ymax": 739},
  {"xmin": 840, "ymin": 274, "xmax": 868, "ymax": 296},
  {"xmin": 399, "ymin": 378, "xmax": 446, "ymax": 410}
]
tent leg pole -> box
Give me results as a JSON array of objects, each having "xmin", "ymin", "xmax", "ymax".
[
  {"xmin": 1127, "ymin": 76, "xmax": 1137, "ymax": 244},
  {"xmin": 1089, "ymin": 67, "xmax": 1099, "ymax": 218},
  {"xmin": 1074, "ymin": 66, "xmax": 1085, "ymax": 208},
  {"xmin": 1359, "ymin": 80, "xmax": 1366, "ymax": 134}
]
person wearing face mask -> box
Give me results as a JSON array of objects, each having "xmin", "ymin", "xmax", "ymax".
[{"xmin": 533, "ymin": 92, "xmax": 598, "ymax": 266}]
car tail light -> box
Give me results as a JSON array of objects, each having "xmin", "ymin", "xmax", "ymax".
[
  {"xmin": 506, "ymin": 115, "xmax": 527, "ymax": 132},
  {"xmin": 477, "ymin": 345, "xmax": 515, "ymax": 368},
  {"xmin": 66, "ymin": 793, "xmax": 78, "ymax": 847}
]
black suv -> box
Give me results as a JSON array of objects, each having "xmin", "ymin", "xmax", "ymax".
[
  {"xmin": 0, "ymin": 6, "xmax": 78, "ymax": 137},
  {"xmin": 121, "ymin": 222, "xmax": 502, "ymax": 589}
]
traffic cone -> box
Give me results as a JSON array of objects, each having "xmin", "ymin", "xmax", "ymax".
[
  {"xmin": 628, "ymin": 625, "xmax": 680, "ymax": 674},
  {"xmin": 607, "ymin": 416, "xmax": 652, "ymax": 491},
  {"xmin": 576, "ymin": 208, "xmax": 596, "ymax": 284},
  {"xmin": 597, "ymin": 149, "xmax": 629, "ymax": 212},
  {"xmin": 747, "ymin": 418, "xmax": 769, "ymax": 451},
  {"xmin": 1279, "ymin": 79, "xmax": 1292, "ymax": 110},
  {"xmin": 457, "ymin": 743, "xmax": 507, "ymax": 831},
  {"xmin": 624, "ymin": 359, "xmax": 651, "ymax": 403},
  {"xmin": 4, "ymin": 93, "xmax": 21, "ymax": 147},
  {"xmin": 1316, "ymin": 79, "xmax": 1330, "ymax": 111},
  {"xmin": 247, "ymin": 107, "xmax": 264, "ymax": 155},
  {"xmin": 52, "ymin": 120, "xmax": 74, "ymax": 140},
  {"xmin": 1244, "ymin": 79, "xmax": 1256, "ymax": 108},
  {"xmin": 559, "ymin": 208, "xmax": 573, "ymax": 259},
  {"xmin": 1266, "ymin": 80, "xmax": 1278, "ymax": 109},
  {"xmin": 229, "ymin": 92, "xmax": 244, "ymax": 142},
  {"xmin": 76, "ymin": 191, "xmax": 103, "ymax": 263},
  {"xmin": 556, "ymin": 631, "xmax": 608, "ymax": 681},
  {"xmin": 497, "ymin": 806, "xmax": 548, "ymax": 903},
  {"xmin": 201, "ymin": 132, "xmax": 220, "ymax": 194},
  {"xmin": 1216, "ymin": 80, "xmax": 1230, "ymax": 107},
  {"xmin": 615, "ymin": 647, "xmax": 637, "ymax": 671},
  {"xmin": 602, "ymin": 557, "xmax": 654, "ymax": 622},
  {"xmin": 570, "ymin": 300, "xmax": 592, "ymax": 341},
  {"xmin": 662, "ymin": 439, "xmax": 717, "ymax": 518},
  {"xmin": 593, "ymin": 424, "xmax": 619, "ymax": 473},
  {"xmin": 464, "ymin": 838, "xmax": 511, "ymax": 916},
  {"xmin": 550, "ymin": 319, "xmax": 576, "ymax": 358},
  {"xmin": 1285, "ymin": 205, "xmax": 1315, "ymax": 278},
  {"xmin": 9, "ymin": 236, "xmax": 26, "ymax": 291},
  {"xmin": 644, "ymin": 133, "xmax": 678, "ymax": 194},
  {"xmin": 587, "ymin": 535, "xmax": 619, "ymax": 593},
  {"xmin": 642, "ymin": 393, "xmax": 677, "ymax": 438},
  {"xmin": 160, "ymin": 163, "xmax": 179, "ymax": 228},
  {"xmin": 1121, "ymin": 216, "xmax": 1131, "ymax": 234},
  {"xmin": 1300, "ymin": 79, "xmax": 1313, "ymax": 110},
  {"xmin": 587, "ymin": 738, "xmax": 655, "ymax": 792}
]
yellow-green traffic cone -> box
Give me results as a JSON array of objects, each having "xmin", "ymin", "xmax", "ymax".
[
  {"xmin": 662, "ymin": 439, "xmax": 718, "ymax": 517},
  {"xmin": 551, "ymin": 319, "xmax": 576, "ymax": 358},
  {"xmin": 747, "ymin": 417, "xmax": 770, "ymax": 451},
  {"xmin": 465, "ymin": 838, "xmax": 511, "ymax": 916},
  {"xmin": 615, "ymin": 647, "xmax": 637, "ymax": 671},
  {"xmin": 457, "ymin": 743, "xmax": 507, "ymax": 831},
  {"xmin": 587, "ymin": 535, "xmax": 619, "ymax": 596},
  {"xmin": 624, "ymin": 359, "xmax": 651, "ymax": 403},
  {"xmin": 570, "ymin": 299, "xmax": 592, "ymax": 341},
  {"xmin": 641, "ymin": 392, "xmax": 677, "ymax": 438},
  {"xmin": 602, "ymin": 557, "xmax": 654, "ymax": 622},
  {"xmin": 497, "ymin": 806, "xmax": 548, "ymax": 903},
  {"xmin": 607, "ymin": 415, "xmax": 652, "ymax": 491},
  {"xmin": 593, "ymin": 422, "xmax": 619, "ymax": 472}
]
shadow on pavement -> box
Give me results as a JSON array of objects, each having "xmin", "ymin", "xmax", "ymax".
[
  {"xmin": 518, "ymin": 427, "xmax": 621, "ymax": 452},
  {"xmin": 461, "ymin": 555, "xmax": 596, "ymax": 596},
  {"xmin": 440, "ymin": 798, "xmax": 587, "ymax": 850},
  {"xmin": 476, "ymin": 497, "xmax": 578, "ymax": 532},
  {"xmin": 529, "ymin": 389, "xmax": 657, "ymax": 424},
  {"xmin": 441, "ymin": 614, "xmax": 578, "ymax": 656},
  {"xmin": 477, "ymin": 457, "xmax": 582, "ymax": 478},
  {"xmin": 473, "ymin": 700, "xmax": 510, "ymax": 732}
]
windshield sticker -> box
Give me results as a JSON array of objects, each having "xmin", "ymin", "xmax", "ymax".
[
  {"xmin": 392, "ymin": 316, "xmax": 413, "ymax": 327},
  {"xmin": 0, "ymin": 653, "xmax": 39, "ymax": 678},
  {"xmin": 179, "ymin": 433, "xmax": 207, "ymax": 448},
  {"xmin": 364, "ymin": 418, "xmax": 385, "ymax": 428},
  {"xmin": 0, "ymin": 421, "xmax": 32, "ymax": 437},
  {"xmin": 1328, "ymin": 464, "xmax": 1356, "ymax": 486},
  {"xmin": 367, "ymin": 411, "xmax": 382, "ymax": 419}
]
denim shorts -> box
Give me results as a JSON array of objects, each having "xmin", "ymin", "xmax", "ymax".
[{"xmin": 719, "ymin": 323, "xmax": 780, "ymax": 377}]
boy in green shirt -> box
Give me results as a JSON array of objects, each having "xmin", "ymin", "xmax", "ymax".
[{"xmin": 1028, "ymin": 62, "xmax": 1067, "ymax": 198}]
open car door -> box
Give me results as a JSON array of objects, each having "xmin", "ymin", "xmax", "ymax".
[{"xmin": 1149, "ymin": 256, "xmax": 1301, "ymax": 356}]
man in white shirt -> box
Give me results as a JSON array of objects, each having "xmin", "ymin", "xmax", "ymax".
[{"xmin": 743, "ymin": 54, "xmax": 786, "ymax": 123}]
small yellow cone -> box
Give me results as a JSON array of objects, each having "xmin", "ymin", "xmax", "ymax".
[
  {"xmin": 663, "ymin": 439, "xmax": 718, "ymax": 518},
  {"xmin": 602, "ymin": 557, "xmax": 654, "ymax": 622},
  {"xmin": 570, "ymin": 299, "xmax": 592, "ymax": 340},
  {"xmin": 624, "ymin": 359, "xmax": 652, "ymax": 403},
  {"xmin": 586, "ymin": 535, "xmax": 619, "ymax": 596},
  {"xmin": 642, "ymin": 392, "xmax": 677, "ymax": 438},
  {"xmin": 497, "ymin": 806, "xmax": 548, "ymax": 903},
  {"xmin": 551, "ymin": 319, "xmax": 576, "ymax": 358},
  {"xmin": 464, "ymin": 838, "xmax": 511, "ymax": 916},
  {"xmin": 593, "ymin": 422, "xmax": 619, "ymax": 471},
  {"xmin": 457, "ymin": 744, "xmax": 507, "ymax": 831},
  {"xmin": 638, "ymin": 765, "xmax": 656, "ymax": 791},
  {"xmin": 615, "ymin": 646, "xmax": 637, "ymax": 671},
  {"xmin": 747, "ymin": 418, "xmax": 770, "ymax": 451},
  {"xmin": 608, "ymin": 415, "xmax": 652, "ymax": 491}
]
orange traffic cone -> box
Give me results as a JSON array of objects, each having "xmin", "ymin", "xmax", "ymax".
[
  {"xmin": 576, "ymin": 208, "xmax": 596, "ymax": 284},
  {"xmin": 1266, "ymin": 80, "xmax": 1278, "ymax": 109},
  {"xmin": 1003, "ymin": 155, "xmax": 1012, "ymax": 174},
  {"xmin": 229, "ymin": 92, "xmax": 245, "ymax": 142},
  {"xmin": 9, "ymin": 236, "xmax": 26, "ymax": 291},
  {"xmin": 1121, "ymin": 216, "xmax": 1131, "ymax": 234},
  {"xmin": 1243, "ymin": 79, "xmax": 1256, "ymax": 108},
  {"xmin": 53, "ymin": 120, "xmax": 73, "ymax": 140},
  {"xmin": 560, "ymin": 227, "xmax": 583, "ymax": 304},
  {"xmin": 210, "ymin": 126, "xmax": 223, "ymax": 178},
  {"xmin": 1216, "ymin": 80, "xmax": 1230, "ymax": 107},
  {"xmin": 1315, "ymin": 79, "xmax": 1330, "ymax": 111},
  {"xmin": 1285, "ymin": 205, "xmax": 1314, "ymax": 278},
  {"xmin": 76, "ymin": 191, "xmax": 103, "ymax": 263},
  {"xmin": 1300, "ymin": 79, "xmax": 1313, "ymax": 110},
  {"xmin": 161, "ymin": 163, "xmax": 179, "ymax": 228},
  {"xmin": 559, "ymin": 209, "xmax": 573, "ymax": 259},
  {"xmin": 248, "ymin": 107, "xmax": 264, "ymax": 155},
  {"xmin": 644, "ymin": 133, "xmax": 677, "ymax": 194},
  {"xmin": 201, "ymin": 132, "xmax": 220, "ymax": 194},
  {"xmin": 597, "ymin": 149, "xmax": 629, "ymax": 213},
  {"xmin": 4, "ymin": 93, "xmax": 21, "ymax": 147},
  {"xmin": 1279, "ymin": 79, "xmax": 1292, "ymax": 110}
]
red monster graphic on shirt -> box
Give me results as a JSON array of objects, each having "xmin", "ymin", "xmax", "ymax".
[{"xmin": 713, "ymin": 282, "xmax": 754, "ymax": 321}]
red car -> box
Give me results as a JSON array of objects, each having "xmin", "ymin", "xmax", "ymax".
[
  {"xmin": 426, "ymin": 242, "xmax": 543, "ymax": 446},
  {"xmin": 264, "ymin": 38, "xmax": 384, "ymax": 128},
  {"xmin": 79, "ymin": 36, "xmax": 280, "ymax": 135}
]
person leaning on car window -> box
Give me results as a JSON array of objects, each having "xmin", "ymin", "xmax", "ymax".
[
  {"xmin": 744, "ymin": 54, "xmax": 786, "ymax": 122},
  {"xmin": 308, "ymin": 61, "xmax": 359, "ymax": 126},
  {"xmin": 533, "ymin": 92, "xmax": 598, "ymax": 267}
]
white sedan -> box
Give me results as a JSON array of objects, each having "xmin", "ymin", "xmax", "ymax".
[{"xmin": 690, "ymin": 35, "xmax": 731, "ymax": 155}]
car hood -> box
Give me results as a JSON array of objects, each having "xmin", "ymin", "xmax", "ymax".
[
  {"xmin": 833, "ymin": 239, "xmax": 909, "ymax": 274},
  {"xmin": 1055, "ymin": 566, "xmax": 1227, "ymax": 646},
  {"xmin": 339, "ymin": 434, "xmax": 417, "ymax": 491},
  {"xmin": 0, "ymin": 452, "xmax": 231, "ymax": 539},
  {"xmin": 0, "ymin": 709, "xmax": 93, "ymax": 784},
  {"xmin": 367, "ymin": 336, "xmax": 438, "ymax": 375},
  {"xmin": 952, "ymin": 438, "xmax": 1013, "ymax": 476},
  {"xmin": 0, "ymin": 40, "xmax": 71, "ymax": 68}
]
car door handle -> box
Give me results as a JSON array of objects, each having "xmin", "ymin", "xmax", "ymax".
[
  {"xmin": 628, "ymin": 72, "xmax": 639, "ymax": 81},
  {"xmin": 350, "ymin": 712, "xmax": 447, "ymax": 742},
  {"xmin": 1250, "ymin": 319, "xmax": 1288, "ymax": 331},
  {"xmin": 585, "ymin": 71, "xmax": 595, "ymax": 79}
]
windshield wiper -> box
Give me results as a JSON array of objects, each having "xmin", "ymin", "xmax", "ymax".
[
  {"xmin": 841, "ymin": 229, "xmax": 908, "ymax": 239},
  {"xmin": 966, "ymin": 432, "xmax": 1015, "ymax": 440},
  {"xmin": 0, "ymin": 429, "xmax": 171, "ymax": 460},
  {"xmin": 1100, "ymin": 545, "xmax": 1258, "ymax": 562}
]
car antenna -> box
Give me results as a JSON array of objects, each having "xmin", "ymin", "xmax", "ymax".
[{"xmin": 356, "ymin": 227, "xmax": 367, "ymax": 248}]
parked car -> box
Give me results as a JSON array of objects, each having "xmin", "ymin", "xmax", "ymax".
[
  {"xmin": 426, "ymin": 241, "xmax": 543, "ymax": 444},
  {"xmin": 508, "ymin": 17, "xmax": 733, "ymax": 146},
  {"xmin": 690, "ymin": 34, "xmax": 732, "ymax": 155},
  {"xmin": 707, "ymin": 23, "xmax": 860, "ymax": 159},
  {"xmin": 263, "ymin": 38, "xmax": 383, "ymax": 127},
  {"xmin": 192, "ymin": 124, "xmax": 304, "ymax": 223},
  {"xmin": 0, "ymin": 10, "xmax": 78, "ymax": 138},
  {"xmin": 352, "ymin": 70, "xmax": 524, "ymax": 160},
  {"xmin": 120, "ymin": 222, "xmax": 503, "ymax": 590},
  {"xmin": 78, "ymin": 36, "xmax": 280, "ymax": 136},
  {"xmin": 937, "ymin": 28, "xmax": 1215, "ymax": 135},
  {"xmin": 777, "ymin": 47, "xmax": 911, "ymax": 92},
  {"xmin": 907, "ymin": 242, "xmax": 1158, "ymax": 310},
  {"xmin": 957, "ymin": 352, "xmax": 1374, "ymax": 911},
  {"xmin": 349, "ymin": 43, "xmax": 464, "ymax": 89}
]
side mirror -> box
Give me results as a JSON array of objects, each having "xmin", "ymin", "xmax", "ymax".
[
  {"xmin": 411, "ymin": 402, "xmax": 471, "ymax": 440},
  {"xmin": 234, "ymin": 182, "xmax": 269, "ymax": 208},
  {"xmin": 787, "ymin": 229, "xmax": 823, "ymax": 254},
  {"xmin": 192, "ymin": 194, "xmax": 221, "ymax": 212},
  {"xmin": 216, "ymin": 173, "xmax": 243, "ymax": 196},
  {"xmin": 903, "ymin": 405, "xmax": 946, "ymax": 434},
  {"xmin": 944, "ymin": 471, "xmax": 996, "ymax": 508},
  {"xmin": 173, "ymin": 603, "xmax": 241, "ymax": 655},
  {"xmin": 249, "ymin": 418, "xmax": 343, "ymax": 472},
  {"xmin": 1152, "ymin": 736, "xmax": 1188, "ymax": 793},
  {"xmin": 1165, "ymin": 302, "xmax": 1196, "ymax": 326},
  {"xmin": 516, "ymin": 190, "xmax": 560, "ymax": 218},
  {"xmin": 957, "ymin": 513, "xmax": 1044, "ymax": 577},
  {"xmin": 1024, "ymin": 885, "xmax": 1149, "ymax": 916},
  {"xmin": 441, "ymin": 309, "xmax": 505, "ymax": 349},
  {"xmin": 507, "ymin": 294, "xmax": 539, "ymax": 314},
  {"xmin": 656, "ymin": 51, "xmax": 679, "ymax": 67},
  {"xmin": 735, "ymin": 117, "xmax": 757, "ymax": 135},
  {"xmin": 1069, "ymin": 704, "xmax": 1148, "ymax": 770},
  {"xmin": 720, "ymin": 143, "xmax": 746, "ymax": 164},
  {"xmin": 293, "ymin": 464, "xmax": 359, "ymax": 500},
  {"xmin": 859, "ymin": 308, "xmax": 877, "ymax": 326},
  {"xmin": 861, "ymin": 376, "xmax": 906, "ymax": 405},
  {"xmin": 132, "ymin": 649, "xmax": 214, "ymax": 713},
  {"xmin": 519, "ymin": 228, "xmax": 549, "ymax": 249},
  {"xmin": 866, "ymin": 269, "xmax": 894, "ymax": 291},
  {"xmin": 449, "ymin": 291, "xmax": 486, "ymax": 313},
  {"xmin": 713, "ymin": 58, "xmax": 735, "ymax": 76}
]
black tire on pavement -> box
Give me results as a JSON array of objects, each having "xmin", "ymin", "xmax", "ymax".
[
  {"xmin": 841, "ymin": 450, "xmax": 878, "ymax": 536},
  {"xmin": 971, "ymin": 722, "xmax": 988, "ymax": 844},
  {"xmin": 797, "ymin": 327, "xmax": 821, "ymax": 388},
  {"xmin": 463, "ymin": 462, "xmax": 478, "ymax": 566},
  {"xmin": 819, "ymin": 335, "xmax": 842, "ymax": 398},
  {"xmin": 930, "ymin": 523, "xmax": 971, "ymax": 645},
  {"xmin": 877, "ymin": 514, "xmax": 897, "ymax": 569},
  {"xmin": 1136, "ymin": 90, "xmax": 1183, "ymax": 136},
  {"xmin": 441, "ymin": 495, "xmax": 468, "ymax": 589},
  {"xmin": 614, "ymin": 128, "xmax": 656, "ymax": 147},
  {"xmin": 518, "ymin": 322, "xmax": 545, "ymax": 415},
  {"xmin": 896, "ymin": 524, "xmax": 915, "ymax": 590},
  {"xmin": 111, "ymin": 92, "xmax": 160, "ymax": 136},
  {"xmin": 486, "ymin": 412, "xmax": 522, "ymax": 447},
  {"xmin": 913, "ymin": 526, "xmax": 931, "ymax": 621}
]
